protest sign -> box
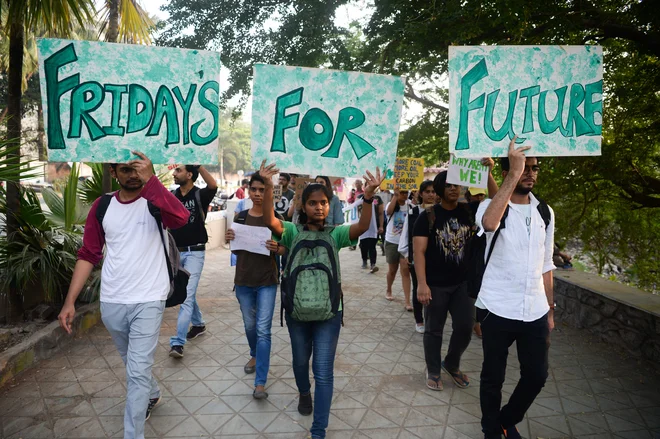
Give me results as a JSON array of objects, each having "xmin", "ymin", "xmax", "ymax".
[
  {"xmin": 230, "ymin": 223, "xmax": 271, "ymax": 256},
  {"xmin": 447, "ymin": 155, "xmax": 489, "ymax": 188},
  {"xmin": 449, "ymin": 46, "xmax": 603, "ymax": 158},
  {"xmin": 273, "ymin": 184, "xmax": 282, "ymax": 202},
  {"xmin": 251, "ymin": 64, "xmax": 404, "ymax": 178},
  {"xmin": 293, "ymin": 178, "xmax": 314, "ymax": 209},
  {"xmin": 380, "ymin": 157, "xmax": 425, "ymax": 191},
  {"xmin": 37, "ymin": 39, "xmax": 221, "ymax": 164},
  {"xmin": 343, "ymin": 198, "xmax": 363, "ymax": 224}
]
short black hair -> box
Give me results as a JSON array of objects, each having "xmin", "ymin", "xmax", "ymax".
[
  {"xmin": 500, "ymin": 158, "xmax": 510, "ymax": 172},
  {"xmin": 241, "ymin": 178, "xmax": 249, "ymax": 186},
  {"xmin": 280, "ymin": 173, "xmax": 291, "ymax": 182},
  {"xmin": 433, "ymin": 171, "xmax": 448, "ymax": 196},
  {"xmin": 110, "ymin": 163, "xmax": 118, "ymax": 170},
  {"xmin": 249, "ymin": 173, "xmax": 265, "ymax": 186},
  {"xmin": 184, "ymin": 165, "xmax": 199, "ymax": 182}
]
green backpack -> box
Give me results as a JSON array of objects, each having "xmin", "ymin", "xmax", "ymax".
[{"xmin": 281, "ymin": 225, "xmax": 342, "ymax": 322}]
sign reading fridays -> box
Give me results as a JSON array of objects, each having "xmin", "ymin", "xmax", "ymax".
[
  {"xmin": 37, "ymin": 39, "xmax": 221, "ymax": 164},
  {"xmin": 251, "ymin": 64, "xmax": 404, "ymax": 178},
  {"xmin": 380, "ymin": 157, "xmax": 425, "ymax": 191},
  {"xmin": 449, "ymin": 45, "xmax": 603, "ymax": 158},
  {"xmin": 446, "ymin": 156, "xmax": 489, "ymax": 189}
]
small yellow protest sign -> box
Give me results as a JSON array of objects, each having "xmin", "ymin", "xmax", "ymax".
[{"xmin": 380, "ymin": 157, "xmax": 425, "ymax": 191}]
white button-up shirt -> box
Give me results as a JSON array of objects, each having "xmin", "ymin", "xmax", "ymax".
[{"xmin": 475, "ymin": 193, "xmax": 556, "ymax": 322}]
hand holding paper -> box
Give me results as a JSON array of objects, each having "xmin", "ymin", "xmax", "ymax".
[{"xmin": 229, "ymin": 223, "xmax": 272, "ymax": 256}]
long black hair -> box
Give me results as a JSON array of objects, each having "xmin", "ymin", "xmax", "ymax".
[
  {"xmin": 315, "ymin": 175, "xmax": 334, "ymax": 196},
  {"xmin": 298, "ymin": 183, "xmax": 332, "ymax": 225},
  {"xmin": 417, "ymin": 180, "xmax": 434, "ymax": 204}
]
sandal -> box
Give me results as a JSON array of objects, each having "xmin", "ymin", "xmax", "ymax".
[
  {"xmin": 385, "ymin": 294, "xmax": 394, "ymax": 301},
  {"xmin": 405, "ymin": 305, "xmax": 413, "ymax": 312},
  {"xmin": 426, "ymin": 374, "xmax": 443, "ymax": 391},
  {"xmin": 442, "ymin": 361, "xmax": 469, "ymax": 388}
]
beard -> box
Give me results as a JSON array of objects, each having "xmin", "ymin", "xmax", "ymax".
[
  {"xmin": 514, "ymin": 183, "xmax": 533, "ymax": 195},
  {"xmin": 119, "ymin": 179, "xmax": 144, "ymax": 191}
]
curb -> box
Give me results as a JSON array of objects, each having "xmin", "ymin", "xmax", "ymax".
[{"xmin": 0, "ymin": 302, "xmax": 101, "ymax": 388}]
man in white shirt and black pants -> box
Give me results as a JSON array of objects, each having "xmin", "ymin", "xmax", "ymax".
[{"xmin": 476, "ymin": 137, "xmax": 556, "ymax": 439}]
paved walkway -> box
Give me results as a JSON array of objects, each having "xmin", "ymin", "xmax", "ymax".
[{"xmin": 2, "ymin": 247, "xmax": 659, "ymax": 439}]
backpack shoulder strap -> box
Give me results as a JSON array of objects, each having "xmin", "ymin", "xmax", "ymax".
[
  {"xmin": 95, "ymin": 193, "xmax": 115, "ymax": 231},
  {"xmin": 484, "ymin": 205, "xmax": 509, "ymax": 268},
  {"xmin": 535, "ymin": 197, "xmax": 551, "ymax": 229},
  {"xmin": 425, "ymin": 205, "xmax": 436, "ymax": 234},
  {"xmin": 194, "ymin": 188, "xmax": 206, "ymax": 221},
  {"xmin": 235, "ymin": 209, "xmax": 249, "ymax": 224}
]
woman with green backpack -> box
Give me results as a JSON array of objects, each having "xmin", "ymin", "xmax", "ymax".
[{"xmin": 259, "ymin": 160, "xmax": 384, "ymax": 439}]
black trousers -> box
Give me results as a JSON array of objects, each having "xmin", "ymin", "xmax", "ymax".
[
  {"xmin": 410, "ymin": 265, "xmax": 423, "ymax": 324},
  {"xmin": 423, "ymin": 282, "xmax": 473, "ymax": 374},
  {"xmin": 477, "ymin": 308, "xmax": 550, "ymax": 436},
  {"xmin": 359, "ymin": 238, "xmax": 377, "ymax": 265}
]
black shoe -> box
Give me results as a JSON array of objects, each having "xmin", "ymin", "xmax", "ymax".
[
  {"xmin": 298, "ymin": 392, "xmax": 313, "ymax": 416},
  {"xmin": 501, "ymin": 425, "xmax": 521, "ymax": 439},
  {"xmin": 186, "ymin": 325, "xmax": 207, "ymax": 340},
  {"xmin": 169, "ymin": 345, "xmax": 184, "ymax": 359},
  {"xmin": 361, "ymin": 262, "xmax": 368, "ymax": 269},
  {"xmin": 145, "ymin": 396, "xmax": 161, "ymax": 420}
]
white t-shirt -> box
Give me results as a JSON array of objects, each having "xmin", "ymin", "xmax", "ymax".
[
  {"xmin": 100, "ymin": 197, "xmax": 170, "ymax": 304},
  {"xmin": 509, "ymin": 203, "xmax": 532, "ymax": 237},
  {"xmin": 385, "ymin": 200, "xmax": 410, "ymax": 244}
]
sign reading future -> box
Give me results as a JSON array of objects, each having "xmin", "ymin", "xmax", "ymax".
[
  {"xmin": 37, "ymin": 39, "xmax": 221, "ymax": 164},
  {"xmin": 449, "ymin": 46, "xmax": 603, "ymax": 157},
  {"xmin": 250, "ymin": 64, "xmax": 405, "ymax": 178}
]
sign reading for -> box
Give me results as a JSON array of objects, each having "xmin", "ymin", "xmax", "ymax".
[
  {"xmin": 449, "ymin": 46, "xmax": 603, "ymax": 158},
  {"xmin": 37, "ymin": 39, "xmax": 221, "ymax": 164},
  {"xmin": 251, "ymin": 64, "xmax": 404, "ymax": 178},
  {"xmin": 446, "ymin": 156, "xmax": 489, "ymax": 189},
  {"xmin": 380, "ymin": 157, "xmax": 425, "ymax": 191}
]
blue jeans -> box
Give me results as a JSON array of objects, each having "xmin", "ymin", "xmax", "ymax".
[
  {"xmin": 286, "ymin": 312, "xmax": 342, "ymax": 439},
  {"xmin": 235, "ymin": 284, "xmax": 278, "ymax": 386},
  {"xmin": 170, "ymin": 251, "xmax": 206, "ymax": 347},
  {"xmin": 101, "ymin": 301, "xmax": 165, "ymax": 439}
]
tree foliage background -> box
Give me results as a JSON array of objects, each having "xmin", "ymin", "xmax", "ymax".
[{"xmin": 158, "ymin": 0, "xmax": 659, "ymax": 291}]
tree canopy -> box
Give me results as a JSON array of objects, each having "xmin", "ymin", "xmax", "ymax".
[{"xmin": 159, "ymin": 0, "xmax": 660, "ymax": 290}]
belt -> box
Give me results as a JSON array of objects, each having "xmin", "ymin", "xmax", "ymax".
[{"xmin": 178, "ymin": 244, "xmax": 206, "ymax": 252}]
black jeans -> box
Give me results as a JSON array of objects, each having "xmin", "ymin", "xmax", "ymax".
[
  {"xmin": 423, "ymin": 282, "xmax": 473, "ymax": 374},
  {"xmin": 410, "ymin": 264, "xmax": 423, "ymax": 324},
  {"xmin": 359, "ymin": 238, "xmax": 377, "ymax": 265},
  {"xmin": 477, "ymin": 308, "xmax": 550, "ymax": 436}
]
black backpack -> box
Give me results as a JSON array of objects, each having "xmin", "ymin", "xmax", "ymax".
[
  {"xmin": 95, "ymin": 193, "xmax": 190, "ymax": 307},
  {"xmin": 467, "ymin": 198, "xmax": 551, "ymax": 299}
]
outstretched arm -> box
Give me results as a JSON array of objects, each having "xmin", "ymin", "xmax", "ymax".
[
  {"xmin": 349, "ymin": 168, "xmax": 385, "ymax": 241},
  {"xmin": 258, "ymin": 161, "xmax": 284, "ymax": 237}
]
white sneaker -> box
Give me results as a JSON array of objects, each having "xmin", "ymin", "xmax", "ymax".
[{"xmin": 415, "ymin": 325, "xmax": 424, "ymax": 334}]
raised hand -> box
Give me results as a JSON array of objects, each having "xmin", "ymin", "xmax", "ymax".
[
  {"xmin": 363, "ymin": 167, "xmax": 385, "ymax": 199},
  {"xmin": 258, "ymin": 160, "xmax": 280, "ymax": 187},
  {"xmin": 481, "ymin": 157, "xmax": 495, "ymax": 171},
  {"xmin": 128, "ymin": 151, "xmax": 155, "ymax": 183},
  {"xmin": 507, "ymin": 135, "xmax": 531, "ymax": 179}
]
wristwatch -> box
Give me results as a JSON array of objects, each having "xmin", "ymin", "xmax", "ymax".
[{"xmin": 549, "ymin": 302, "xmax": 557, "ymax": 310}]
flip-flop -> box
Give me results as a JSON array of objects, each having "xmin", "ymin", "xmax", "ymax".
[
  {"xmin": 426, "ymin": 374, "xmax": 443, "ymax": 391},
  {"xmin": 385, "ymin": 294, "xmax": 394, "ymax": 301},
  {"xmin": 442, "ymin": 361, "xmax": 469, "ymax": 388},
  {"xmin": 405, "ymin": 305, "xmax": 413, "ymax": 312}
]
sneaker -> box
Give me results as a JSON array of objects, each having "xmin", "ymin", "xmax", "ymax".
[
  {"xmin": 415, "ymin": 324, "xmax": 424, "ymax": 334},
  {"xmin": 502, "ymin": 425, "xmax": 522, "ymax": 439},
  {"xmin": 298, "ymin": 392, "xmax": 313, "ymax": 416},
  {"xmin": 370, "ymin": 265, "xmax": 379, "ymax": 273},
  {"xmin": 145, "ymin": 396, "xmax": 161, "ymax": 420},
  {"xmin": 361, "ymin": 262, "xmax": 368, "ymax": 269},
  {"xmin": 186, "ymin": 325, "xmax": 207, "ymax": 340},
  {"xmin": 169, "ymin": 345, "xmax": 184, "ymax": 359}
]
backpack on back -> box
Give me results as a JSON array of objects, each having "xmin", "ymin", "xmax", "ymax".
[
  {"xmin": 467, "ymin": 198, "xmax": 551, "ymax": 299},
  {"xmin": 95, "ymin": 193, "xmax": 190, "ymax": 307},
  {"xmin": 281, "ymin": 225, "xmax": 342, "ymax": 323}
]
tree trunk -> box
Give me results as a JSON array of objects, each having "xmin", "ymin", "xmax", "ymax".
[
  {"xmin": 5, "ymin": 20, "xmax": 25, "ymax": 322},
  {"xmin": 102, "ymin": 0, "xmax": 120, "ymax": 193},
  {"xmin": 37, "ymin": 100, "xmax": 46, "ymax": 161}
]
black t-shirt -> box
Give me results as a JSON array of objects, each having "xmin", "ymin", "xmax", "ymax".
[
  {"xmin": 412, "ymin": 202, "xmax": 478, "ymax": 287},
  {"xmin": 275, "ymin": 188, "xmax": 295, "ymax": 219},
  {"xmin": 170, "ymin": 186, "xmax": 217, "ymax": 247}
]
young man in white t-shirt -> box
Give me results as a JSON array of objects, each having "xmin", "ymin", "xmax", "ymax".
[
  {"xmin": 384, "ymin": 188, "xmax": 412, "ymax": 310},
  {"xmin": 58, "ymin": 152, "xmax": 190, "ymax": 439}
]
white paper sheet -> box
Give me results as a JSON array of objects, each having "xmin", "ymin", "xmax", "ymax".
[{"xmin": 229, "ymin": 223, "xmax": 271, "ymax": 256}]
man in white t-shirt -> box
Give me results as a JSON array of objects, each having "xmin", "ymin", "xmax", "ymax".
[
  {"xmin": 384, "ymin": 188, "xmax": 412, "ymax": 310},
  {"xmin": 476, "ymin": 138, "xmax": 555, "ymax": 439},
  {"xmin": 58, "ymin": 152, "xmax": 190, "ymax": 439}
]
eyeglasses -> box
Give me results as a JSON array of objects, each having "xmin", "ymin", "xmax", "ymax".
[{"xmin": 524, "ymin": 165, "xmax": 541, "ymax": 174}]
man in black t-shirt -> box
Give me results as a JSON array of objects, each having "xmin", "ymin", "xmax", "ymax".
[
  {"xmin": 168, "ymin": 165, "xmax": 218, "ymax": 358},
  {"xmin": 413, "ymin": 166, "xmax": 496, "ymax": 392}
]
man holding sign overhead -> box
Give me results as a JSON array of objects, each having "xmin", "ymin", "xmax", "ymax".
[{"xmin": 225, "ymin": 173, "xmax": 284, "ymax": 400}]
